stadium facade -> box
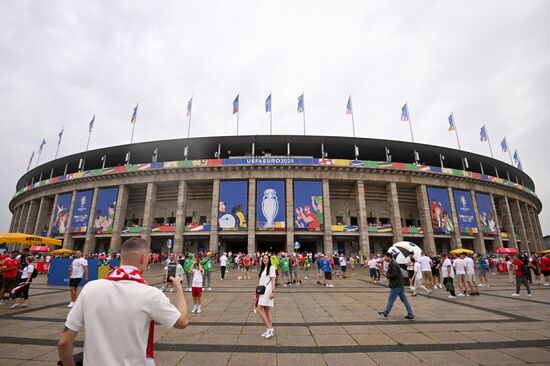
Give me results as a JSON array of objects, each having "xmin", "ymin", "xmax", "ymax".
[{"xmin": 7, "ymin": 135, "xmax": 544, "ymax": 256}]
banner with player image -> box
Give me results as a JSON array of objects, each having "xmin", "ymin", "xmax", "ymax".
[
  {"xmin": 453, "ymin": 189, "xmax": 478, "ymax": 234},
  {"xmin": 218, "ymin": 181, "xmax": 248, "ymax": 231},
  {"xmin": 70, "ymin": 190, "xmax": 93, "ymax": 233},
  {"xmin": 93, "ymin": 187, "xmax": 118, "ymax": 234},
  {"xmin": 294, "ymin": 180, "xmax": 324, "ymax": 231},
  {"xmin": 256, "ymin": 180, "xmax": 286, "ymax": 231},
  {"xmin": 476, "ymin": 192, "xmax": 497, "ymax": 235},
  {"xmin": 51, "ymin": 192, "xmax": 72, "ymax": 236},
  {"xmin": 427, "ymin": 187, "xmax": 454, "ymax": 234}
]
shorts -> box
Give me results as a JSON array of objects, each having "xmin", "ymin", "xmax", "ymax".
[
  {"xmin": 324, "ymin": 271, "xmax": 333, "ymax": 280},
  {"xmin": 465, "ymin": 273, "xmax": 475, "ymax": 282},
  {"xmin": 244, "ymin": 266, "xmax": 249, "ymax": 271},
  {"xmin": 341, "ymin": 266, "xmax": 347, "ymax": 272},
  {"xmin": 69, "ymin": 278, "xmax": 82, "ymax": 288},
  {"xmin": 455, "ymin": 274, "xmax": 466, "ymax": 284},
  {"xmin": 542, "ymin": 270, "xmax": 550, "ymax": 276},
  {"xmin": 431, "ymin": 268, "xmax": 440, "ymax": 276},
  {"xmin": 407, "ymin": 270, "xmax": 415, "ymax": 278},
  {"xmin": 1, "ymin": 277, "xmax": 16, "ymax": 293},
  {"xmin": 422, "ymin": 271, "xmax": 433, "ymax": 283},
  {"xmin": 191, "ymin": 287, "xmax": 203, "ymax": 297}
]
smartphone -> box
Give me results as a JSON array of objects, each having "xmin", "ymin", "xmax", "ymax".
[{"xmin": 167, "ymin": 263, "xmax": 177, "ymax": 281}]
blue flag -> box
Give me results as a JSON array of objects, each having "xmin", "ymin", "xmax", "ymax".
[
  {"xmin": 233, "ymin": 94, "xmax": 239, "ymax": 114},
  {"xmin": 297, "ymin": 93, "xmax": 304, "ymax": 113},
  {"xmin": 346, "ymin": 95, "xmax": 352, "ymax": 114},
  {"xmin": 131, "ymin": 104, "xmax": 138, "ymax": 124},
  {"xmin": 265, "ymin": 94, "xmax": 272, "ymax": 113},
  {"xmin": 501, "ymin": 137, "xmax": 508, "ymax": 152},
  {"xmin": 480, "ymin": 125, "xmax": 488, "ymax": 141},
  {"xmin": 89, "ymin": 114, "xmax": 95, "ymax": 133},
  {"xmin": 187, "ymin": 97, "xmax": 193, "ymax": 116},
  {"xmin": 401, "ymin": 103, "xmax": 409, "ymax": 121},
  {"xmin": 57, "ymin": 128, "xmax": 64, "ymax": 146},
  {"xmin": 448, "ymin": 114, "xmax": 455, "ymax": 131},
  {"xmin": 38, "ymin": 139, "xmax": 46, "ymax": 154}
]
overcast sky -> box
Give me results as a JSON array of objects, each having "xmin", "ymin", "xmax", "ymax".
[{"xmin": 1, "ymin": 1, "xmax": 549, "ymax": 235}]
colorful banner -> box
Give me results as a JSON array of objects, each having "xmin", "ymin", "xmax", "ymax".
[
  {"xmin": 453, "ymin": 189, "xmax": 478, "ymax": 234},
  {"xmin": 93, "ymin": 187, "xmax": 118, "ymax": 234},
  {"xmin": 476, "ymin": 192, "xmax": 497, "ymax": 235},
  {"xmin": 51, "ymin": 193, "xmax": 72, "ymax": 236},
  {"xmin": 218, "ymin": 181, "xmax": 248, "ymax": 231},
  {"xmin": 256, "ymin": 180, "xmax": 285, "ymax": 231},
  {"xmin": 294, "ymin": 181, "xmax": 324, "ymax": 231},
  {"xmin": 70, "ymin": 190, "xmax": 93, "ymax": 233},
  {"xmin": 427, "ymin": 187, "xmax": 454, "ymax": 234}
]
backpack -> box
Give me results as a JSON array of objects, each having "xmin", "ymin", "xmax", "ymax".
[{"xmin": 31, "ymin": 265, "xmax": 38, "ymax": 279}]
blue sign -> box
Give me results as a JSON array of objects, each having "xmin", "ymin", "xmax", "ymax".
[
  {"xmin": 71, "ymin": 190, "xmax": 93, "ymax": 233},
  {"xmin": 223, "ymin": 157, "xmax": 316, "ymax": 166},
  {"xmin": 476, "ymin": 193, "xmax": 497, "ymax": 235},
  {"xmin": 294, "ymin": 181, "xmax": 324, "ymax": 231},
  {"xmin": 256, "ymin": 180, "xmax": 286, "ymax": 230},
  {"xmin": 427, "ymin": 187, "xmax": 454, "ymax": 234},
  {"xmin": 93, "ymin": 187, "xmax": 118, "ymax": 234},
  {"xmin": 47, "ymin": 258, "xmax": 120, "ymax": 286},
  {"xmin": 52, "ymin": 193, "xmax": 72, "ymax": 236},
  {"xmin": 453, "ymin": 189, "xmax": 478, "ymax": 234},
  {"xmin": 218, "ymin": 181, "xmax": 248, "ymax": 231}
]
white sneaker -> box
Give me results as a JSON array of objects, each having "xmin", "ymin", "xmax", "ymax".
[
  {"xmin": 192, "ymin": 305, "xmax": 197, "ymax": 313},
  {"xmin": 527, "ymin": 294, "xmax": 532, "ymax": 298},
  {"xmin": 544, "ymin": 283, "xmax": 549, "ymax": 286},
  {"xmin": 261, "ymin": 329, "xmax": 269, "ymax": 337},
  {"xmin": 207, "ymin": 287, "xmax": 212, "ymax": 291},
  {"xmin": 10, "ymin": 303, "xmax": 21, "ymax": 309},
  {"xmin": 448, "ymin": 295, "xmax": 456, "ymax": 299},
  {"xmin": 196, "ymin": 306, "xmax": 202, "ymax": 314},
  {"xmin": 486, "ymin": 285, "xmax": 490, "ymax": 288},
  {"xmin": 457, "ymin": 293, "xmax": 465, "ymax": 297},
  {"xmin": 264, "ymin": 329, "xmax": 274, "ymax": 339},
  {"xmin": 328, "ymin": 284, "xmax": 334, "ymax": 288},
  {"xmin": 68, "ymin": 302, "xmax": 74, "ymax": 308},
  {"xmin": 511, "ymin": 293, "xmax": 520, "ymax": 297}
]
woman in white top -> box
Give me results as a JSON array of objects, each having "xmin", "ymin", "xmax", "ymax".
[
  {"xmin": 10, "ymin": 256, "xmax": 35, "ymax": 309},
  {"xmin": 410, "ymin": 258, "xmax": 432, "ymax": 296},
  {"xmin": 256, "ymin": 254, "xmax": 276, "ymax": 339}
]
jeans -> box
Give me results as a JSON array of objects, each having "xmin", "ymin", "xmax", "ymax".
[
  {"xmin": 203, "ymin": 271, "xmax": 211, "ymax": 288},
  {"xmin": 515, "ymin": 275, "xmax": 531, "ymax": 294},
  {"xmin": 185, "ymin": 272, "xmax": 191, "ymax": 288},
  {"xmin": 383, "ymin": 286, "xmax": 414, "ymax": 317}
]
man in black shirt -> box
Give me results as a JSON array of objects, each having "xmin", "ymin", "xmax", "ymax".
[{"xmin": 378, "ymin": 252, "xmax": 414, "ymax": 320}]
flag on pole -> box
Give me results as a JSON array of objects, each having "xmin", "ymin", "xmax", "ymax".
[
  {"xmin": 480, "ymin": 125, "xmax": 488, "ymax": 141},
  {"xmin": 501, "ymin": 137, "xmax": 508, "ymax": 152},
  {"xmin": 265, "ymin": 94, "xmax": 271, "ymax": 113},
  {"xmin": 89, "ymin": 114, "xmax": 95, "ymax": 133},
  {"xmin": 346, "ymin": 95, "xmax": 353, "ymax": 114},
  {"xmin": 233, "ymin": 94, "xmax": 239, "ymax": 114},
  {"xmin": 297, "ymin": 93, "xmax": 304, "ymax": 113},
  {"xmin": 38, "ymin": 139, "xmax": 46, "ymax": 154},
  {"xmin": 513, "ymin": 149, "xmax": 523, "ymax": 170},
  {"xmin": 400, "ymin": 103, "xmax": 409, "ymax": 121},
  {"xmin": 187, "ymin": 97, "xmax": 193, "ymax": 116},
  {"xmin": 131, "ymin": 104, "xmax": 138, "ymax": 124},
  {"xmin": 27, "ymin": 151, "xmax": 34, "ymax": 171},
  {"xmin": 57, "ymin": 128, "xmax": 64, "ymax": 146},
  {"xmin": 448, "ymin": 114, "xmax": 455, "ymax": 131}
]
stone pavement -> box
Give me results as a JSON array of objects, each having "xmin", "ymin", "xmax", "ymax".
[{"xmin": 1, "ymin": 265, "xmax": 550, "ymax": 365}]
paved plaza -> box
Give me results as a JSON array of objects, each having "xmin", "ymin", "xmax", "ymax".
[{"xmin": 1, "ymin": 265, "xmax": 549, "ymax": 365}]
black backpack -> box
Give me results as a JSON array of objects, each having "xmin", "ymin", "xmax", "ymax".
[{"xmin": 31, "ymin": 265, "xmax": 38, "ymax": 279}]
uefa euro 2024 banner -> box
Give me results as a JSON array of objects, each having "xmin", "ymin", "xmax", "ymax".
[
  {"xmin": 453, "ymin": 189, "xmax": 478, "ymax": 234},
  {"xmin": 70, "ymin": 190, "xmax": 93, "ymax": 233},
  {"xmin": 93, "ymin": 187, "xmax": 118, "ymax": 234},
  {"xmin": 52, "ymin": 192, "xmax": 72, "ymax": 236},
  {"xmin": 427, "ymin": 187, "xmax": 454, "ymax": 234},
  {"xmin": 218, "ymin": 181, "xmax": 248, "ymax": 231},
  {"xmin": 476, "ymin": 192, "xmax": 497, "ymax": 235},
  {"xmin": 294, "ymin": 181, "xmax": 324, "ymax": 231},
  {"xmin": 256, "ymin": 180, "xmax": 285, "ymax": 231}
]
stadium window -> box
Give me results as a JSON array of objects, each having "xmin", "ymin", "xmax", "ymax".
[
  {"xmin": 154, "ymin": 217, "xmax": 164, "ymax": 225},
  {"xmin": 167, "ymin": 216, "xmax": 176, "ymax": 225},
  {"xmin": 335, "ymin": 216, "xmax": 344, "ymax": 225},
  {"xmin": 350, "ymin": 216, "xmax": 358, "ymax": 226},
  {"xmin": 199, "ymin": 215, "xmax": 207, "ymax": 224},
  {"xmin": 185, "ymin": 216, "xmax": 193, "ymax": 225}
]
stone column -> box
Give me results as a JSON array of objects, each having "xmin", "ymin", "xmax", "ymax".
[
  {"xmin": 110, "ymin": 185, "xmax": 129, "ymax": 253},
  {"xmin": 141, "ymin": 182, "xmax": 158, "ymax": 248},
  {"xmin": 63, "ymin": 192, "xmax": 77, "ymax": 249},
  {"xmin": 83, "ymin": 188, "xmax": 100, "ymax": 255},
  {"xmin": 286, "ymin": 179, "xmax": 295, "ymax": 254},
  {"xmin": 470, "ymin": 191, "xmax": 486, "ymax": 255},
  {"xmin": 247, "ymin": 179, "xmax": 256, "ymax": 254},
  {"xmin": 498, "ymin": 197, "xmax": 517, "ymax": 249},
  {"xmin": 489, "ymin": 193, "xmax": 503, "ymax": 249},
  {"xmin": 447, "ymin": 188, "xmax": 462, "ymax": 249},
  {"xmin": 322, "ymin": 179, "xmax": 333, "ymax": 254},
  {"xmin": 173, "ymin": 181, "xmax": 187, "ymax": 254},
  {"xmin": 531, "ymin": 207, "xmax": 545, "ymax": 252},
  {"xmin": 416, "ymin": 185, "xmax": 436, "ymax": 253},
  {"xmin": 9, "ymin": 209, "xmax": 17, "ymax": 232},
  {"xmin": 355, "ymin": 180, "xmax": 370, "ymax": 256},
  {"xmin": 386, "ymin": 182, "xmax": 403, "ymax": 243},
  {"xmin": 47, "ymin": 194, "xmax": 59, "ymax": 237},
  {"xmin": 521, "ymin": 203, "xmax": 536, "ymax": 253},
  {"xmin": 10, "ymin": 206, "xmax": 21, "ymax": 232},
  {"xmin": 209, "ymin": 179, "xmax": 220, "ymax": 253},
  {"xmin": 510, "ymin": 199, "xmax": 528, "ymax": 251},
  {"xmin": 16, "ymin": 203, "xmax": 28, "ymax": 232},
  {"xmin": 34, "ymin": 197, "xmax": 51, "ymax": 235},
  {"xmin": 25, "ymin": 200, "xmax": 40, "ymax": 234}
]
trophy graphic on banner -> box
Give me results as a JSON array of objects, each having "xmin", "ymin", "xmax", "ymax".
[{"xmin": 262, "ymin": 189, "xmax": 278, "ymax": 229}]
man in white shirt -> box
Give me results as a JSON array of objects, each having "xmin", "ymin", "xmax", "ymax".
[
  {"xmin": 464, "ymin": 254, "xmax": 479, "ymax": 295},
  {"xmin": 220, "ymin": 252, "xmax": 228, "ymax": 280},
  {"xmin": 58, "ymin": 238, "xmax": 189, "ymax": 366},
  {"xmin": 367, "ymin": 255, "xmax": 378, "ymax": 284},
  {"xmin": 417, "ymin": 252, "xmax": 433, "ymax": 289},
  {"xmin": 441, "ymin": 254, "xmax": 456, "ymax": 298},
  {"xmin": 68, "ymin": 251, "xmax": 88, "ymax": 308},
  {"xmin": 453, "ymin": 253, "xmax": 469, "ymax": 296}
]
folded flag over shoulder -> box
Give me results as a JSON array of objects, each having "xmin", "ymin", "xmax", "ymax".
[
  {"xmin": 27, "ymin": 151, "xmax": 34, "ymax": 171},
  {"xmin": 480, "ymin": 125, "xmax": 488, "ymax": 141},
  {"xmin": 401, "ymin": 103, "xmax": 409, "ymax": 121},
  {"xmin": 233, "ymin": 94, "xmax": 239, "ymax": 114},
  {"xmin": 346, "ymin": 95, "xmax": 353, "ymax": 114},
  {"xmin": 265, "ymin": 93, "xmax": 271, "ymax": 113},
  {"xmin": 89, "ymin": 114, "xmax": 95, "ymax": 133},
  {"xmin": 448, "ymin": 114, "xmax": 455, "ymax": 131},
  {"xmin": 131, "ymin": 104, "xmax": 138, "ymax": 124},
  {"xmin": 38, "ymin": 139, "xmax": 46, "ymax": 154},
  {"xmin": 501, "ymin": 137, "xmax": 508, "ymax": 152},
  {"xmin": 187, "ymin": 97, "xmax": 193, "ymax": 116},
  {"xmin": 297, "ymin": 93, "xmax": 304, "ymax": 113}
]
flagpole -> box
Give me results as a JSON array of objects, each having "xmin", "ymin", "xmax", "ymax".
[
  {"xmin": 36, "ymin": 150, "xmax": 42, "ymax": 167},
  {"xmin": 269, "ymin": 92, "xmax": 273, "ymax": 135},
  {"xmin": 302, "ymin": 92, "xmax": 306, "ymax": 135},
  {"xmin": 485, "ymin": 124, "xmax": 494, "ymax": 158},
  {"xmin": 187, "ymin": 97, "xmax": 192, "ymax": 139},
  {"xmin": 407, "ymin": 102, "xmax": 415, "ymax": 142},
  {"xmin": 452, "ymin": 114, "xmax": 461, "ymax": 150},
  {"xmin": 351, "ymin": 111, "xmax": 356, "ymax": 138},
  {"xmin": 86, "ymin": 129, "xmax": 92, "ymax": 151},
  {"xmin": 507, "ymin": 140, "xmax": 514, "ymax": 165},
  {"xmin": 236, "ymin": 110, "xmax": 239, "ymax": 136}
]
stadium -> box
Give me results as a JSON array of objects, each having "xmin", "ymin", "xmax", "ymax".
[{"xmin": 7, "ymin": 135, "xmax": 544, "ymax": 257}]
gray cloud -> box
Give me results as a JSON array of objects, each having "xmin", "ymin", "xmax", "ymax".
[{"xmin": 1, "ymin": 0, "xmax": 548, "ymax": 234}]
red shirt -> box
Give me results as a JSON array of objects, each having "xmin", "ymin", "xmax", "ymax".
[
  {"xmin": 243, "ymin": 257, "xmax": 251, "ymax": 266},
  {"xmin": 513, "ymin": 259, "xmax": 525, "ymax": 277},
  {"xmin": 1, "ymin": 258, "xmax": 19, "ymax": 278},
  {"xmin": 540, "ymin": 257, "xmax": 550, "ymax": 271}
]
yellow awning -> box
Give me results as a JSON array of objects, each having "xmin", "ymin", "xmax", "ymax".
[
  {"xmin": 51, "ymin": 248, "xmax": 74, "ymax": 255},
  {"xmin": 0, "ymin": 233, "xmax": 62, "ymax": 246},
  {"xmin": 450, "ymin": 248, "xmax": 475, "ymax": 255}
]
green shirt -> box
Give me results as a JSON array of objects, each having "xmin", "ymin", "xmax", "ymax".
[
  {"xmin": 202, "ymin": 257, "xmax": 212, "ymax": 272},
  {"xmin": 270, "ymin": 255, "xmax": 279, "ymax": 269},
  {"xmin": 280, "ymin": 257, "xmax": 290, "ymax": 272},
  {"xmin": 183, "ymin": 258, "xmax": 194, "ymax": 273}
]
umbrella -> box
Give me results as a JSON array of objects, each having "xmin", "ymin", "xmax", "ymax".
[
  {"xmin": 51, "ymin": 248, "xmax": 74, "ymax": 255},
  {"xmin": 0, "ymin": 233, "xmax": 62, "ymax": 246},
  {"xmin": 495, "ymin": 247, "xmax": 517, "ymax": 255},
  {"xmin": 538, "ymin": 249, "xmax": 550, "ymax": 254},
  {"xmin": 450, "ymin": 248, "xmax": 475, "ymax": 255},
  {"xmin": 29, "ymin": 245, "xmax": 51, "ymax": 252},
  {"xmin": 388, "ymin": 241, "xmax": 422, "ymax": 264}
]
